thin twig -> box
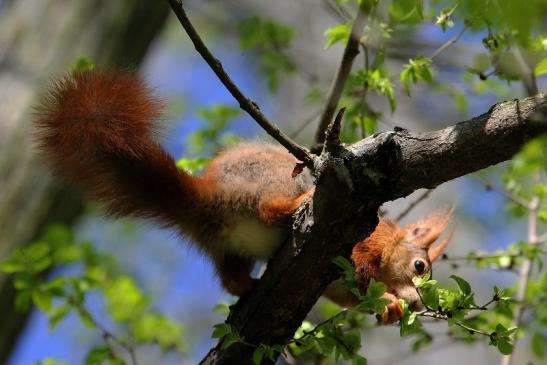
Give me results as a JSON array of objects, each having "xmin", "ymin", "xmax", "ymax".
[
  {"xmin": 290, "ymin": 111, "xmax": 321, "ymax": 139},
  {"xmin": 324, "ymin": 0, "xmax": 352, "ymax": 21},
  {"xmin": 70, "ymin": 297, "xmax": 138, "ymax": 365},
  {"xmin": 324, "ymin": 107, "xmax": 345, "ymax": 152},
  {"xmin": 395, "ymin": 189, "xmax": 433, "ymax": 222},
  {"xmin": 474, "ymin": 175, "xmax": 531, "ymax": 208},
  {"xmin": 293, "ymin": 309, "xmax": 349, "ymax": 344},
  {"xmin": 430, "ymin": 25, "xmax": 469, "ymax": 60},
  {"xmin": 414, "ymin": 286, "xmax": 501, "ymax": 338},
  {"xmin": 165, "ymin": 0, "xmax": 315, "ymax": 168},
  {"xmin": 417, "ymin": 312, "xmax": 492, "ymax": 337},
  {"xmin": 514, "ymin": 46, "xmax": 539, "ymax": 96},
  {"xmin": 314, "ymin": 4, "xmax": 368, "ymax": 145},
  {"xmin": 501, "ymin": 194, "xmax": 540, "ymax": 365},
  {"xmin": 440, "ymin": 246, "xmax": 547, "ymax": 262},
  {"xmin": 358, "ymin": 42, "xmax": 370, "ymax": 139}
]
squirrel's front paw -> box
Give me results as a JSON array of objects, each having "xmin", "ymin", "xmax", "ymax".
[{"xmin": 376, "ymin": 292, "xmax": 403, "ymax": 325}]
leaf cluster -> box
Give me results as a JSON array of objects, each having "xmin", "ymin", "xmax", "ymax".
[{"xmin": 1, "ymin": 224, "xmax": 185, "ymax": 365}]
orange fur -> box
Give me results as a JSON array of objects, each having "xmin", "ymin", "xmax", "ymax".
[
  {"xmin": 34, "ymin": 69, "xmax": 313, "ymax": 297},
  {"xmin": 34, "ymin": 70, "xmax": 209, "ymax": 232},
  {"xmin": 349, "ymin": 210, "xmax": 454, "ymax": 324},
  {"xmin": 259, "ymin": 188, "xmax": 314, "ymax": 225},
  {"xmin": 35, "ymin": 69, "xmax": 454, "ymax": 319},
  {"xmin": 351, "ymin": 219, "xmax": 405, "ymax": 286}
]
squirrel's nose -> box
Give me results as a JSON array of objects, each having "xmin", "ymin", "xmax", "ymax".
[{"xmin": 409, "ymin": 300, "xmax": 424, "ymax": 311}]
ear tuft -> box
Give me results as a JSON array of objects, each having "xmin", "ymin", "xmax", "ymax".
[
  {"xmin": 404, "ymin": 206, "xmax": 454, "ymax": 248},
  {"xmin": 428, "ymin": 225, "xmax": 455, "ymax": 261}
]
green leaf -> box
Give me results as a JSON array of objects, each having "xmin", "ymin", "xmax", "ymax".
[
  {"xmin": 367, "ymin": 280, "xmax": 386, "ymax": 299},
  {"xmin": 238, "ymin": 17, "xmax": 295, "ymax": 92},
  {"xmin": 535, "ymin": 58, "xmax": 547, "ymax": 76},
  {"xmin": 389, "ymin": 0, "xmax": 423, "ymax": 23},
  {"xmin": 497, "ymin": 338, "xmax": 514, "ymax": 355},
  {"xmin": 85, "ymin": 346, "xmax": 113, "ymax": 365},
  {"xmin": 412, "ymin": 273, "xmax": 432, "ymax": 288},
  {"xmin": 213, "ymin": 301, "xmax": 232, "ymax": 315},
  {"xmin": 221, "ymin": 333, "xmax": 240, "ymax": 349},
  {"xmin": 239, "ymin": 17, "xmax": 293, "ymax": 50},
  {"xmin": 493, "ymin": 286, "xmax": 511, "ymax": 301},
  {"xmin": 363, "ymin": 115, "xmax": 378, "ymax": 135},
  {"xmin": 132, "ymin": 313, "xmax": 184, "ymax": 350},
  {"xmin": 15, "ymin": 290, "xmax": 32, "ymax": 311},
  {"xmin": 400, "ymin": 57, "xmax": 433, "ymax": 95},
  {"xmin": 0, "ymin": 260, "xmax": 27, "ymax": 274},
  {"xmin": 176, "ymin": 157, "xmax": 211, "ymax": 175},
  {"xmin": 467, "ymin": 53, "xmax": 491, "ymax": 74},
  {"xmin": 449, "ymin": 275, "xmax": 472, "ymax": 295},
  {"xmin": 352, "ymin": 355, "xmax": 367, "ymax": 365},
  {"xmin": 324, "ymin": 23, "xmax": 351, "ymax": 49},
  {"xmin": 77, "ymin": 308, "xmax": 95, "ymax": 328},
  {"xmin": 212, "ymin": 323, "xmax": 232, "ymax": 338},
  {"xmin": 186, "ymin": 104, "xmax": 241, "ymax": 155},
  {"xmin": 399, "ymin": 300, "xmax": 423, "ymax": 336},
  {"xmin": 253, "ymin": 346, "xmax": 266, "ymax": 365},
  {"xmin": 332, "ymin": 256, "xmax": 354, "ymax": 273},
  {"xmin": 436, "ymin": 6, "xmax": 457, "ymax": 32},
  {"xmin": 32, "ymin": 290, "xmax": 52, "ymax": 311},
  {"xmin": 70, "ymin": 57, "xmax": 96, "ymax": 73},
  {"xmin": 48, "ymin": 304, "xmax": 71, "ymax": 330},
  {"xmin": 43, "ymin": 277, "xmax": 67, "ymax": 297},
  {"xmin": 344, "ymin": 330, "xmax": 361, "ymax": 351},
  {"xmin": 357, "ymin": 280, "xmax": 389, "ymax": 314},
  {"xmin": 104, "ymin": 276, "xmax": 148, "ymax": 322},
  {"xmin": 34, "ymin": 358, "xmax": 69, "ymax": 365},
  {"xmin": 14, "ymin": 273, "xmax": 36, "ymax": 289},
  {"xmin": 531, "ymin": 331, "xmax": 546, "ymax": 358},
  {"xmin": 411, "ymin": 332, "xmax": 432, "ymax": 352}
]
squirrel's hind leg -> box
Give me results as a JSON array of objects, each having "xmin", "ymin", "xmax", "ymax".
[
  {"xmin": 258, "ymin": 188, "xmax": 314, "ymax": 226},
  {"xmin": 213, "ymin": 253, "xmax": 257, "ymax": 297}
]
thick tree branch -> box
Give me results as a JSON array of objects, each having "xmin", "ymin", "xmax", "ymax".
[
  {"xmin": 201, "ymin": 93, "xmax": 546, "ymax": 365},
  {"xmin": 374, "ymin": 93, "xmax": 547, "ymax": 198},
  {"xmin": 165, "ymin": 0, "xmax": 314, "ymax": 168}
]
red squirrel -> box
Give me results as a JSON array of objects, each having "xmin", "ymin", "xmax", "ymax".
[{"xmin": 34, "ymin": 69, "xmax": 453, "ymax": 324}]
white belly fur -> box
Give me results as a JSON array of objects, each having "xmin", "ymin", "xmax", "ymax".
[{"xmin": 222, "ymin": 216, "xmax": 288, "ymax": 259}]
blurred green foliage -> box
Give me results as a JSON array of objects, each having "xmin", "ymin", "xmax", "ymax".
[{"xmin": 1, "ymin": 225, "xmax": 185, "ymax": 364}]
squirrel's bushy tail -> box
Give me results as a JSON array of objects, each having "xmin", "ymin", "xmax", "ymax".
[{"xmin": 34, "ymin": 69, "xmax": 206, "ymax": 229}]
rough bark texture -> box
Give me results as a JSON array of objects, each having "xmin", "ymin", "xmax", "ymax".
[
  {"xmin": 200, "ymin": 93, "xmax": 547, "ymax": 365},
  {"xmin": 0, "ymin": 1, "xmax": 169, "ymax": 363}
]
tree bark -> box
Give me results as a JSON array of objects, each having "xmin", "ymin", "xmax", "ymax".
[
  {"xmin": 0, "ymin": 1, "xmax": 169, "ymax": 363},
  {"xmin": 200, "ymin": 93, "xmax": 547, "ymax": 365}
]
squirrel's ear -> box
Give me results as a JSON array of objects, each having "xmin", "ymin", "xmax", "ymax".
[
  {"xmin": 405, "ymin": 206, "xmax": 454, "ymax": 248},
  {"xmin": 428, "ymin": 226, "xmax": 455, "ymax": 261}
]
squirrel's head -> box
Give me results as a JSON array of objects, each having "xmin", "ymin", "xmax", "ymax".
[{"xmin": 352, "ymin": 208, "xmax": 454, "ymax": 311}]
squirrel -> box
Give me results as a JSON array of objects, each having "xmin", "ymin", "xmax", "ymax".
[{"xmin": 34, "ymin": 69, "xmax": 454, "ymax": 324}]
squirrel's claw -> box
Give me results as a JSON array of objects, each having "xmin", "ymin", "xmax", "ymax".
[{"xmin": 377, "ymin": 292, "xmax": 403, "ymax": 325}]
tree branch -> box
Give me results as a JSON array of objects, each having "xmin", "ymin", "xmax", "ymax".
[
  {"xmin": 359, "ymin": 93, "xmax": 547, "ymax": 199},
  {"xmin": 314, "ymin": 4, "xmax": 368, "ymax": 146},
  {"xmin": 165, "ymin": 0, "xmax": 314, "ymax": 168},
  {"xmin": 501, "ymin": 193, "xmax": 541, "ymax": 365},
  {"xmin": 201, "ymin": 92, "xmax": 546, "ymax": 364},
  {"xmin": 395, "ymin": 189, "xmax": 433, "ymax": 223}
]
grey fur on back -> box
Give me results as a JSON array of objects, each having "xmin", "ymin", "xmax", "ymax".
[{"xmin": 202, "ymin": 142, "xmax": 313, "ymax": 213}]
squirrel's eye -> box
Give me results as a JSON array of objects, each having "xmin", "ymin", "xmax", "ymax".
[{"xmin": 414, "ymin": 259, "xmax": 426, "ymax": 274}]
